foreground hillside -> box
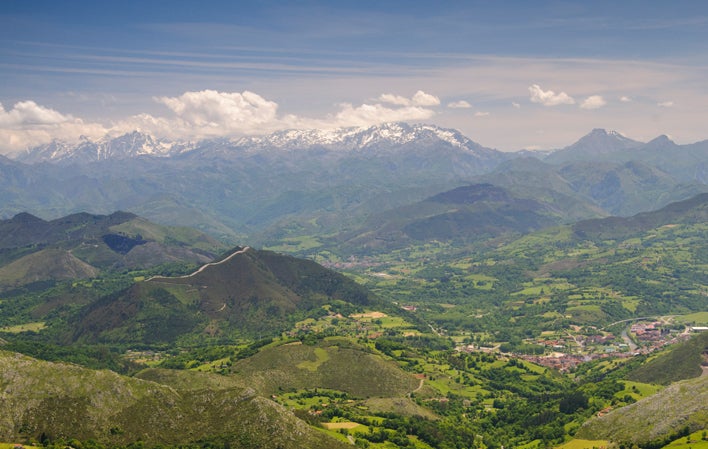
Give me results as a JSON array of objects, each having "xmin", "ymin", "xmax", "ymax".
[
  {"xmin": 578, "ymin": 375, "xmax": 708, "ymax": 445},
  {"xmin": 0, "ymin": 350, "xmax": 349, "ymax": 449}
]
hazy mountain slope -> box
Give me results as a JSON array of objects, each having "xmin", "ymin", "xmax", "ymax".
[
  {"xmin": 476, "ymin": 157, "xmax": 706, "ymax": 218},
  {"xmin": 71, "ymin": 247, "xmax": 375, "ymax": 344},
  {"xmin": 0, "ymin": 211, "xmax": 226, "ymax": 289},
  {"xmin": 572, "ymin": 192, "xmax": 708, "ymax": 240},
  {"xmin": 0, "ymin": 350, "xmax": 349, "ymax": 449},
  {"xmin": 546, "ymin": 130, "xmax": 708, "ymax": 184},
  {"xmin": 2, "ymin": 123, "xmax": 511, "ymax": 239},
  {"xmin": 558, "ymin": 160, "xmax": 706, "ymax": 215},
  {"xmin": 474, "ymin": 158, "xmax": 609, "ymax": 220},
  {"xmin": 0, "ymin": 249, "xmax": 99, "ymax": 287},
  {"xmin": 332, "ymin": 183, "xmax": 562, "ymax": 253},
  {"xmin": 544, "ymin": 128, "xmax": 643, "ymax": 164}
]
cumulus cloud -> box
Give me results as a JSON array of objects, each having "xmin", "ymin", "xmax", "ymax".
[
  {"xmin": 447, "ymin": 100, "xmax": 472, "ymax": 109},
  {"xmin": 580, "ymin": 95, "xmax": 607, "ymax": 110},
  {"xmin": 0, "ymin": 100, "xmax": 70, "ymax": 126},
  {"xmin": 0, "ymin": 101, "xmax": 107, "ymax": 153},
  {"xmin": 474, "ymin": 111, "xmax": 490, "ymax": 117},
  {"xmin": 528, "ymin": 84, "xmax": 575, "ymax": 106},
  {"xmin": 658, "ymin": 100, "xmax": 674, "ymax": 107},
  {"xmin": 620, "ymin": 96, "xmax": 632, "ymax": 102},
  {"xmin": 377, "ymin": 90, "xmax": 440, "ymax": 107},
  {"xmin": 155, "ymin": 90, "xmax": 279, "ymax": 132},
  {"xmin": 512, "ymin": 102, "xmax": 521, "ymax": 109},
  {"xmin": 0, "ymin": 89, "xmax": 443, "ymax": 154},
  {"xmin": 332, "ymin": 103, "xmax": 435, "ymax": 128},
  {"xmin": 411, "ymin": 90, "xmax": 440, "ymax": 106}
]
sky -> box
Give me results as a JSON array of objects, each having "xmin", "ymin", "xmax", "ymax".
[{"xmin": 1, "ymin": 0, "xmax": 707, "ymax": 154}]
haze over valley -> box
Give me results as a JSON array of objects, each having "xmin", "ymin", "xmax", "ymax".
[{"xmin": 1, "ymin": 2, "xmax": 707, "ymax": 449}]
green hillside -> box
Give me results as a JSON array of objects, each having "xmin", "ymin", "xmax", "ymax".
[
  {"xmin": 331, "ymin": 183, "xmax": 562, "ymax": 254},
  {"xmin": 0, "ymin": 249, "xmax": 99, "ymax": 287},
  {"xmin": 0, "ymin": 350, "xmax": 349, "ymax": 449},
  {"xmin": 577, "ymin": 375, "xmax": 708, "ymax": 445},
  {"xmin": 70, "ymin": 247, "xmax": 376, "ymax": 344},
  {"xmin": 0, "ymin": 211, "xmax": 227, "ymax": 290},
  {"xmin": 627, "ymin": 331, "xmax": 708, "ymax": 385},
  {"xmin": 230, "ymin": 337, "xmax": 420, "ymax": 397}
]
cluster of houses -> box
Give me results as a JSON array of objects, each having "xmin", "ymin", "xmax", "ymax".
[
  {"xmin": 518, "ymin": 351, "xmax": 635, "ymax": 372},
  {"xmin": 630, "ymin": 322, "xmax": 666, "ymax": 342}
]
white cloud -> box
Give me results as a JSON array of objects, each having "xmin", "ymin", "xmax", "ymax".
[
  {"xmin": 377, "ymin": 93, "xmax": 412, "ymax": 106},
  {"xmin": 0, "ymin": 101, "xmax": 107, "ymax": 153},
  {"xmin": 447, "ymin": 100, "xmax": 472, "ymax": 109},
  {"xmin": 155, "ymin": 90, "xmax": 279, "ymax": 133},
  {"xmin": 580, "ymin": 95, "xmax": 607, "ymax": 110},
  {"xmin": 474, "ymin": 111, "xmax": 490, "ymax": 117},
  {"xmin": 0, "ymin": 101, "xmax": 71, "ymax": 126},
  {"xmin": 620, "ymin": 96, "xmax": 632, "ymax": 102},
  {"xmin": 411, "ymin": 90, "xmax": 440, "ymax": 106},
  {"xmin": 512, "ymin": 102, "xmax": 521, "ymax": 109},
  {"xmin": 0, "ymin": 90, "xmax": 447, "ymax": 153},
  {"xmin": 528, "ymin": 84, "xmax": 575, "ymax": 106},
  {"xmin": 377, "ymin": 90, "xmax": 440, "ymax": 107},
  {"xmin": 658, "ymin": 100, "xmax": 674, "ymax": 107},
  {"xmin": 331, "ymin": 103, "xmax": 435, "ymax": 128}
]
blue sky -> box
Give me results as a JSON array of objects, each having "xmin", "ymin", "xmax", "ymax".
[{"xmin": 1, "ymin": 0, "xmax": 707, "ymax": 153}]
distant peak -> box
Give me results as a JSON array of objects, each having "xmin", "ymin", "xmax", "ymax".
[
  {"xmin": 647, "ymin": 134, "xmax": 675, "ymax": 145},
  {"xmin": 584, "ymin": 128, "xmax": 629, "ymax": 140},
  {"xmin": 11, "ymin": 212, "xmax": 45, "ymax": 223}
]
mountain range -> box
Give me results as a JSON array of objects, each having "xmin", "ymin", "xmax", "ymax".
[{"xmin": 1, "ymin": 122, "xmax": 706, "ymax": 248}]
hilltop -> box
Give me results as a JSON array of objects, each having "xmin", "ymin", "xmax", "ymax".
[{"xmin": 71, "ymin": 247, "xmax": 376, "ymax": 344}]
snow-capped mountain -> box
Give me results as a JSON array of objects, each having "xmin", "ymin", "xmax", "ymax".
[
  {"xmin": 16, "ymin": 131, "xmax": 193, "ymax": 164},
  {"xmin": 231, "ymin": 122, "xmax": 492, "ymax": 154},
  {"xmin": 15, "ymin": 123, "xmax": 500, "ymax": 164}
]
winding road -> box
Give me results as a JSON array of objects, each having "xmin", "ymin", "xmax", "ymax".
[{"xmin": 145, "ymin": 246, "xmax": 251, "ymax": 282}]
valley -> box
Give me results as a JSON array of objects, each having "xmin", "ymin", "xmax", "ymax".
[{"xmin": 0, "ymin": 125, "xmax": 706, "ymax": 449}]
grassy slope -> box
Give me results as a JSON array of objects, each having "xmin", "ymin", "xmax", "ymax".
[
  {"xmin": 627, "ymin": 331, "xmax": 708, "ymax": 385},
  {"xmin": 231, "ymin": 338, "xmax": 420, "ymax": 398},
  {"xmin": 0, "ymin": 249, "xmax": 99, "ymax": 286},
  {"xmin": 0, "ymin": 350, "xmax": 349, "ymax": 449},
  {"xmin": 71, "ymin": 248, "xmax": 375, "ymax": 344},
  {"xmin": 577, "ymin": 375, "xmax": 708, "ymax": 444}
]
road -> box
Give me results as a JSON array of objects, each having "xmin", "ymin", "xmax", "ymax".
[
  {"xmin": 146, "ymin": 246, "xmax": 251, "ymax": 282},
  {"xmin": 620, "ymin": 328, "xmax": 638, "ymax": 352}
]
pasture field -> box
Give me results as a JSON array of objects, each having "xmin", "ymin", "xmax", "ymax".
[
  {"xmin": 555, "ymin": 439, "xmax": 610, "ymax": 449},
  {"xmin": 663, "ymin": 432, "xmax": 708, "ymax": 449},
  {"xmin": 0, "ymin": 322, "xmax": 46, "ymax": 333}
]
